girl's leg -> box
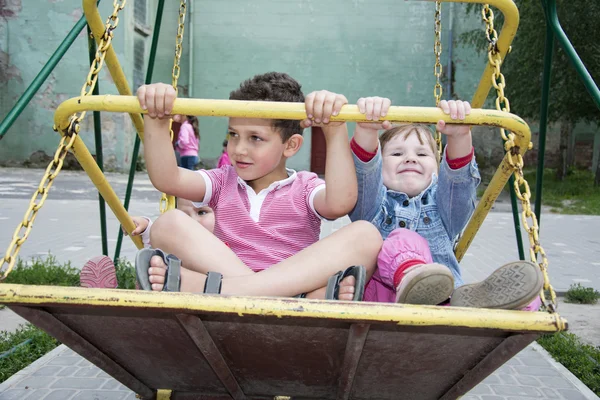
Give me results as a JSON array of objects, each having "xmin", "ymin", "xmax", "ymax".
[
  {"xmin": 373, "ymin": 228, "xmax": 454, "ymax": 304},
  {"xmin": 149, "ymin": 220, "xmax": 382, "ymax": 298}
]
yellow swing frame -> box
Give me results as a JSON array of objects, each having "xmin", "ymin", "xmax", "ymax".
[{"xmin": 0, "ymin": 1, "xmax": 567, "ymax": 399}]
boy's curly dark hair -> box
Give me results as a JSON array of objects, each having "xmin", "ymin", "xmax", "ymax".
[{"xmin": 229, "ymin": 72, "xmax": 305, "ymax": 142}]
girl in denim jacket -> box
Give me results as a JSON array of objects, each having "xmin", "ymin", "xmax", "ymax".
[{"xmin": 349, "ymin": 97, "xmax": 543, "ymax": 310}]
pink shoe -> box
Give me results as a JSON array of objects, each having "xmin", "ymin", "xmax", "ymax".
[
  {"xmin": 395, "ymin": 262, "xmax": 455, "ymax": 305},
  {"xmin": 80, "ymin": 256, "xmax": 118, "ymax": 289}
]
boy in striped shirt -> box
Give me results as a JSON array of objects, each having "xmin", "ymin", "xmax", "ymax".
[{"xmin": 135, "ymin": 72, "xmax": 382, "ymax": 300}]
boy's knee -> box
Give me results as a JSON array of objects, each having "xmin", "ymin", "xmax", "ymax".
[
  {"xmin": 350, "ymin": 221, "xmax": 383, "ymax": 249},
  {"xmin": 150, "ymin": 209, "xmax": 187, "ymax": 244}
]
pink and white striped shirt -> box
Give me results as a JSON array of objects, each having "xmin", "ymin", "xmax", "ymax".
[{"xmin": 194, "ymin": 166, "xmax": 325, "ymax": 272}]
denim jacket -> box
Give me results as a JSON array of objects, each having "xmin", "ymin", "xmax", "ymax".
[{"xmin": 349, "ymin": 148, "xmax": 481, "ymax": 286}]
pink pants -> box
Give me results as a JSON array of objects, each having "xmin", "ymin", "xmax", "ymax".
[
  {"xmin": 364, "ymin": 229, "xmax": 432, "ymax": 303},
  {"xmin": 363, "ymin": 228, "xmax": 541, "ymax": 311}
]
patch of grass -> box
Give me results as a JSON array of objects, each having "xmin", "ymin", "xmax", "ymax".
[
  {"xmin": 0, "ymin": 325, "xmax": 60, "ymax": 383},
  {"xmin": 115, "ymin": 258, "xmax": 137, "ymax": 290},
  {"xmin": 565, "ymin": 283, "xmax": 600, "ymax": 304},
  {"xmin": 524, "ymin": 168, "xmax": 600, "ymax": 215},
  {"xmin": 2, "ymin": 255, "xmax": 79, "ymax": 286},
  {"xmin": 537, "ymin": 332, "xmax": 600, "ymax": 396}
]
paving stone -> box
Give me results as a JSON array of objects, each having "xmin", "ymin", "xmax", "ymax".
[
  {"xmin": 47, "ymin": 357, "xmax": 84, "ymax": 366},
  {"xmin": 100, "ymin": 380, "xmax": 121, "ymax": 390},
  {"xmin": 555, "ymin": 388, "xmax": 592, "ymax": 400},
  {"xmin": 515, "ymin": 374, "xmax": 541, "ymax": 387},
  {"xmin": 56, "ymin": 367, "xmax": 79, "ymax": 377},
  {"xmin": 520, "ymin": 351, "xmax": 554, "ymax": 367},
  {"xmin": 480, "ymin": 374, "xmax": 502, "ymax": 385},
  {"xmin": 50, "ymin": 378, "xmax": 107, "ymax": 390},
  {"xmin": 71, "ymin": 391, "xmax": 130, "ymax": 400},
  {"xmin": 31, "ymin": 366, "xmax": 64, "ymax": 377},
  {"xmin": 0, "ymin": 389, "xmax": 32, "ymax": 400},
  {"xmin": 13, "ymin": 377, "xmax": 56, "ymax": 389},
  {"xmin": 512, "ymin": 366, "xmax": 562, "ymax": 377},
  {"xmin": 480, "ymin": 396, "xmax": 506, "ymax": 400},
  {"xmin": 41, "ymin": 390, "xmax": 77, "ymax": 400},
  {"xmin": 496, "ymin": 373, "xmax": 518, "ymax": 385},
  {"xmin": 460, "ymin": 396, "xmax": 481, "ymax": 400},
  {"xmin": 538, "ymin": 388, "xmax": 563, "ymax": 399},
  {"xmin": 73, "ymin": 367, "xmax": 101, "ymax": 378},
  {"xmin": 490, "ymin": 384, "xmax": 543, "ymax": 397},
  {"xmin": 21, "ymin": 389, "xmax": 50, "ymax": 400},
  {"xmin": 468, "ymin": 384, "xmax": 493, "ymax": 395},
  {"xmin": 537, "ymin": 375, "xmax": 577, "ymax": 389}
]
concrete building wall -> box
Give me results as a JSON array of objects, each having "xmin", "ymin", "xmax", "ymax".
[{"xmin": 2, "ymin": 1, "xmax": 593, "ymax": 174}]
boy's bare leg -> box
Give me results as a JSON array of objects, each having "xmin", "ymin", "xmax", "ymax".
[
  {"xmin": 149, "ymin": 220, "xmax": 382, "ymax": 298},
  {"xmin": 149, "ymin": 209, "xmax": 255, "ymax": 277}
]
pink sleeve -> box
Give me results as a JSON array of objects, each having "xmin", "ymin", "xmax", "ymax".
[
  {"xmin": 194, "ymin": 166, "xmax": 232, "ymax": 208},
  {"xmin": 300, "ymin": 172, "xmax": 326, "ymax": 219}
]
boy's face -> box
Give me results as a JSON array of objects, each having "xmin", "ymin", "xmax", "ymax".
[
  {"xmin": 177, "ymin": 199, "xmax": 215, "ymax": 233},
  {"xmin": 227, "ymin": 118, "xmax": 290, "ymax": 182},
  {"xmin": 382, "ymin": 132, "xmax": 438, "ymax": 198}
]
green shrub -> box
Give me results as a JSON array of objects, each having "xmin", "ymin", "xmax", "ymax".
[
  {"xmin": 115, "ymin": 258, "xmax": 137, "ymax": 290},
  {"xmin": 565, "ymin": 283, "xmax": 600, "ymax": 304},
  {"xmin": 537, "ymin": 332, "xmax": 600, "ymax": 396},
  {"xmin": 0, "ymin": 325, "xmax": 60, "ymax": 383},
  {"xmin": 3, "ymin": 255, "xmax": 79, "ymax": 286}
]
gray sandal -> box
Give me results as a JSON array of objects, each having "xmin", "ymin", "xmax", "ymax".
[
  {"xmin": 325, "ymin": 265, "xmax": 367, "ymax": 301},
  {"xmin": 135, "ymin": 248, "xmax": 223, "ymax": 294}
]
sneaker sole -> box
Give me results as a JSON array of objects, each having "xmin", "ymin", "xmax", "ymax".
[
  {"xmin": 80, "ymin": 256, "xmax": 117, "ymax": 289},
  {"xmin": 396, "ymin": 264, "xmax": 454, "ymax": 305},
  {"xmin": 450, "ymin": 261, "xmax": 544, "ymax": 309}
]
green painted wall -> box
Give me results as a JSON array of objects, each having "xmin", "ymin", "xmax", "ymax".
[
  {"xmin": 10, "ymin": 1, "xmax": 576, "ymax": 173},
  {"xmin": 0, "ymin": 1, "xmax": 143, "ymax": 170}
]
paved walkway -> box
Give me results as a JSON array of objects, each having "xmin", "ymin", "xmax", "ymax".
[{"xmin": 1, "ymin": 167, "xmax": 599, "ymax": 399}]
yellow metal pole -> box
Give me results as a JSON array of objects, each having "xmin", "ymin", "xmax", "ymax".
[
  {"xmin": 0, "ymin": 284, "xmax": 566, "ymax": 332},
  {"xmin": 455, "ymin": 156, "xmax": 514, "ymax": 261},
  {"xmin": 54, "ymin": 96, "xmax": 530, "ymax": 258},
  {"xmin": 54, "ymin": 96, "xmax": 531, "ymax": 147},
  {"xmin": 70, "ymin": 134, "xmax": 144, "ymax": 249},
  {"xmin": 156, "ymin": 389, "xmax": 172, "ymax": 400},
  {"xmin": 82, "ymin": 0, "xmax": 145, "ymax": 141},
  {"xmin": 432, "ymin": 0, "xmax": 519, "ymax": 107}
]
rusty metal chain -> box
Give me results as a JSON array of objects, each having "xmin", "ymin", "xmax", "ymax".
[
  {"xmin": 482, "ymin": 5, "xmax": 557, "ymax": 312},
  {"xmin": 0, "ymin": 0, "xmax": 126, "ymax": 281},
  {"xmin": 160, "ymin": 0, "xmax": 187, "ymax": 213},
  {"xmin": 433, "ymin": 1, "xmax": 443, "ymax": 160}
]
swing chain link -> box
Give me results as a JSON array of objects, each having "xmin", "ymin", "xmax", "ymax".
[
  {"xmin": 160, "ymin": 0, "xmax": 187, "ymax": 214},
  {"xmin": 433, "ymin": 1, "xmax": 443, "ymax": 160},
  {"xmin": 482, "ymin": 5, "xmax": 557, "ymax": 312},
  {"xmin": 0, "ymin": 0, "xmax": 126, "ymax": 281}
]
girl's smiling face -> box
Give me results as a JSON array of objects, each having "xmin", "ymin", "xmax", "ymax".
[{"xmin": 381, "ymin": 130, "xmax": 438, "ymax": 197}]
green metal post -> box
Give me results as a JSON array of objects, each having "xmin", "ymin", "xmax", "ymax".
[
  {"xmin": 535, "ymin": 1, "xmax": 555, "ymax": 225},
  {"xmin": 507, "ymin": 176, "xmax": 525, "ymax": 260},
  {"xmin": 544, "ymin": 0, "xmax": 600, "ymax": 109},
  {"xmin": 0, "ymin": 1, "xmax": 101, "ymax": 140},
  {"xmin": 114, "ymin": 0, "xmax": 166, "ymax": 262},
  {"xmin": 87, "ymin": 26, "xmax": 109, "ymax": 256}
]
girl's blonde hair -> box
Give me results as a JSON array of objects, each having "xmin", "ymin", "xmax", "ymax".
[{"xmin": 379, "ymin": 124, "xmax": 440, "ymax": 166}]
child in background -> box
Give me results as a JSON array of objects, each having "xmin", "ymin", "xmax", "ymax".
[
  {"xmin": 350, "ymin": 96, "xmax": 543, "ymax": 309},
  {"xmin": 217, "ymin": 139, "xmax": 231, "ymax": 168},
  {"xmin": 176, "ymin": 116, "xmax": 200, "ymax": 170}
]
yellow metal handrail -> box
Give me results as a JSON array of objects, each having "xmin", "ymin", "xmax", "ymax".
[
  {"xmin": 0, "ymin": 284, "xmax": 566, "ymax": 332},
  {"xmin": 53, "ymin": 95, "xmax": 530, "ymax": 257}
]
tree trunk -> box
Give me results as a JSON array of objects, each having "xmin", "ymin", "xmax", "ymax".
[{"xmin": 556, "ymin": 121, "xmax": 573, "ymax": 181}]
